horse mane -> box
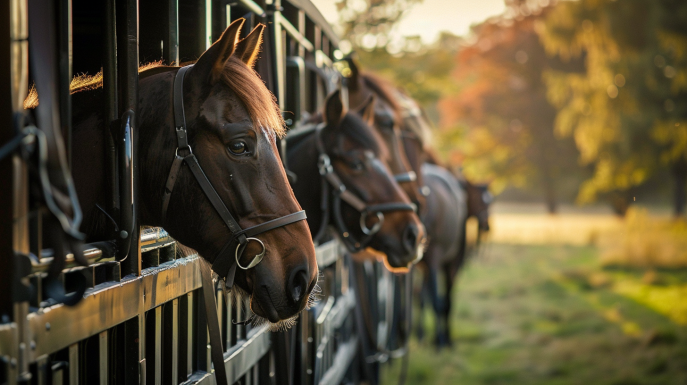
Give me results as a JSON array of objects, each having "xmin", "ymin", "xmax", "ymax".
[
  {"xmin": 23, "ymin": 58, "xmax": 285, "ymax": 137},
  {"xmin": 305, "ymin": 112, "xmax": 385, "ymax": 159},
  {"xmin": 23, "ymin": 61, "xmax": 165, "ymax": 110},
  {"xmin": 361, "ymin": 73, "xmax": 402, "ymax": 122},
  {"xmin": 393, "ymin": 89, "xmax": 435, "ymax": 149}
]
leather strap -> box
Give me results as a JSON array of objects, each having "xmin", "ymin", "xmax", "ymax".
[
  {"xmin": 200, "ymin": 262, "xmax": 229, "ymax": 385},
  {"xmin": 161, "ymin": 154, "xmax": 183, "ymax": 225},
  {"xmin": 173, "ymin": 66, "xmax": 191, "ymax": 150},
  {"xmin": 313, "ymin": 123, "xmax": 416, "ymax": 252},
  {"xmin": 164, "ymin": 65, "xmax": 306, "ymax": 283}
]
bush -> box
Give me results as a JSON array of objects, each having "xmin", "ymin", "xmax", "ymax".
[{"xmin": 601, "ymin": 207, "xmax": 687, "ymax": 268}]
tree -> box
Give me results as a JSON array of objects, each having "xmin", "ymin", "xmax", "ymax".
[
  {"xmin": 437, "ymin": 4, "xmax": 584, "ymax": 213},
  {"xmin": 335, "ymin": 0, "xmax": 424, "ymax": 53},
  {"xmin": 540, "ymin": 0, "xmax": 687, "ymax": 216}
]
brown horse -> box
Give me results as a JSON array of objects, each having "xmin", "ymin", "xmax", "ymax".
[
  {"xmin": 287, "ymin": 90, "xmax": 425, "ymax": 271},
  {"xmin": 68, "ymin": 20, "xmax": 317, "ymax": 327},
  {"xmin": 344, "ymin": 59, "xmax": 427, "ymax": 214},
  {"xmin": 393, "ymin": 89, "xmax": 492, "ymax": 234},
  {"xmin": 392, "ymin": 89, "xmax": 493, "ymax": 347}
]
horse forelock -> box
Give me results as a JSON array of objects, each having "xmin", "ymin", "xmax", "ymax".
[{"xmin": 218, "ymin": 57, "xmax": 285, "ymax": 138}]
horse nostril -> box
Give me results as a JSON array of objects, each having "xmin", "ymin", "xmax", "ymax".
[
  {"xmin": 403, "ymin": 223, "xmax": 419, "ymax": 253},
  {"xmin": 288, "ymin": 268, "xmax": 309, "ymax": 304}
]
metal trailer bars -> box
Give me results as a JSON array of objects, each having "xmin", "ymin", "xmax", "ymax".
[{"xmin": 0, "ymin": 0, "xmax": 408, "ymax": 384}]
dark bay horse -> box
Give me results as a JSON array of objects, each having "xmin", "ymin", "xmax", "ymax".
[
  {"xmin": 344, "ymin": 59, "xmax": 427, "ymax": 214},
  {"xmin": 67, "ymin": 20, "xmax": 318, "ymax": 327},
  {"xmin": 392, "ymin": 89, "xmax": 494, "ymax": 346},
  {"xmin": 287, "ymin": 90, "xmax": 425, "ymax": 271}
]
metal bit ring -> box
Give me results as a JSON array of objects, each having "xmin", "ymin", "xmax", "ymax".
[{"xmin": 235, "ymin": 238, "xmax": 266, "ymax": 270}]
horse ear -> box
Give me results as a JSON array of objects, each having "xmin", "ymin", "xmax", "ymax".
[
  {"xmin": 345, "ymin": 57, "xmax": 362, "ymax": 91},
  {"xmin": 234, "ymin": 24, "xmax": 265, "ymax": 67},
  {"xmin": 323, "ymin": 90, "xmax": 347, "ymax": 127},
  {"xmin": 355, "ymin": 94, "xmax": 375, "ymax": 126},
  {"xmin": 189, "ymin": 18, "xmax": 244, "ymax": 84}
]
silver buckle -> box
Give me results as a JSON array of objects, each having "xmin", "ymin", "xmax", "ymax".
[{"xmin": 318, "ymin": 154, "xmax": 333, "ymax": 175}]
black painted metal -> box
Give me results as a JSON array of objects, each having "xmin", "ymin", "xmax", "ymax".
[{"xmin": 0, "ymin": 1, "xmax": 410, "ymax": 384}]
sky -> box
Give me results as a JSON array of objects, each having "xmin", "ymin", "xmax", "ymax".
[{"xmin": 310, "ymin": 0, "xmax": 507, "ymax": 44}]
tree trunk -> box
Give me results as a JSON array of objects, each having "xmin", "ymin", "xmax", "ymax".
[
  {"xmin": 543, "ymin": 168, "xmax": 557, "ymax": 214},
  {"xmin": 609, "ymin": 191, "xmax": 631, "ymax": 217},
  {"xmin": 673, "ymin": 159, "xmax": 687, "ymax": 218}
]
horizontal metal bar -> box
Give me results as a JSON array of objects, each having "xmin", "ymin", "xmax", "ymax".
[
  {"xmin": 224, "ymin": 325, "xmax": 271, "ymax": 383},
  {"xmin": 315, "ymin": 297, "xmax": 335, "ymax": 325},
  {"xmin": 317, "ymin": 336, "xmax": 358, "ymax": 385},
  {"xmin": 187, "ymin": 325, "xmax": 271, "ymax": 385},
  {"xmin": 141, "ymin": 240, "xmax": 176, "ymax": 253},
  {"xmin": 315, "ymin": 240, "xmax": 339, "ymax": 268},
  {"xmin": 27, "ymin": 256, "xmax": 204, "ymax": 359},
  {"xmin": 237, "ymin": 0, "xmax": 265, "ymax": 17},
  {"xmin": 327, "ymin": 290, "xmax": 355, "ymax": 331},
  {"xmin": 277, "ymin": 13, "xmax": 314, "ymax": 52},
  {"xmin": 315, "ymin": 50, "xmax": 332, "ymax": 68},
  {"xmin": 141, "ymin": 227, "xmax": 172, "ymax": 244},
  {"xmin": 30, "ymin": 247, "xmax": 105, "ymax": 273}
]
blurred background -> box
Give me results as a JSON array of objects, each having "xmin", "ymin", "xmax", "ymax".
[{"xmin": 314, "ymin": 0, "xmax": 687, "ymax": 383}]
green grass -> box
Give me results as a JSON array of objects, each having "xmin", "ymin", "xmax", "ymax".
[{"xmin": 380, "ymin": 244, "xmax": 687, "ymax": 385}]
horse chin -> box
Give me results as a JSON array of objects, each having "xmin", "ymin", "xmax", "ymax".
[
  {"xmin": 228, "ymin": 272, "xmax": 322, "ymax": 332},
  {"xmin": 355, "ymin": 247, "xmax": 413, "ymax": 274}
]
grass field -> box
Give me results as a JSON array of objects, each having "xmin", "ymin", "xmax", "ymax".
[{"xmin": 380, "ymin": 243, "xmax": 687, "ymax": 385}]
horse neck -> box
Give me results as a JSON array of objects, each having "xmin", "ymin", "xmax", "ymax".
[
  {"xmin": 287, "ymin": 132, "xmax": 324, "ymax": 237},
  {"xmin": 70, "ymin": 90, "xmax": 111, "ymax": 239},
  {"xmin": 137, "ymin": 72, "xmax": 177, "ymax": 226}
]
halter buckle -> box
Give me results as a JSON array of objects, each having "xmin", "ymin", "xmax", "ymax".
[
  {"xmin": 235, "ymin": 237, "xmax": 266, "ymax": 270},
  {"xmin": 318, "ymin": 154, "xmax": 333, "ymax": 176},
  {"xmin": 175, "ymin": 145, "xmax": 193, "ymax": 157},
  {"xmin": 394, "ymin": 171, "xmax": 417, "ymax": 183},
  {"xmin": 360, "ymin": 211, "xmax": 384, "ymax": 235}
]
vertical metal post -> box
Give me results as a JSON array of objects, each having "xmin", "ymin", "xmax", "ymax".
[
  {"xmin": 116, "ymin": 0, "xmax": 140, "ymax": 277},
  {"xmin": 269, "ymin": 0, "xmax": 285, "ymax": 110},
  {"xmin": 58, "ymin": 0, "xmax": 72, "ymax": 166},
  {"xmin": 171, "ymin": 299, "xmax": 179, "ymax": 385},
  {"xmin": 186, "ymin": 292, "xmax": 193, "ymax": 377},
  {"xmin": 167, "ymin": 0, "xmax": 179, "ymax": 64},
  {"xmin": 103, "ymin": 0, "xmax": 119, "ymax": 223},
  {"xmin": 99, "ymin": 331, "xmax": 108, "ymax": 385},
  {"xmin": 154, "ymin": 306, "xmax": 162, "ymax": 385},
  {"xmin": 204, "ymin": 0, "xmax": 212, "ymax": 49},
  {"xmin": 68, "ymin": 343, "xmax": 79, "ymax": 385}
]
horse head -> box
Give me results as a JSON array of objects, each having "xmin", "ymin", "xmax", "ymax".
[
  {"xmin": 466, "ymin": 182, "xmax": 492, "ymax": 232},
  {"xmin": 318, "ymin": 90, "xmax": 426, "ymax": 271},
  {"xmin": 140, "ymin": 20, "xmax": 317, "ymax": 328},
  {"xmin": 344, "ymin": 58, "xmax": 427, "ymax": 216}
]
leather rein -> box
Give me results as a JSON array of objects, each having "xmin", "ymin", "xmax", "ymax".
[
  {"xmin": 312, "ymin": 123, "xmax": 416, "ymax": 252},
  {"xmin": 161, "ymin": 65, "xmax": 307, "ymax": 289}
]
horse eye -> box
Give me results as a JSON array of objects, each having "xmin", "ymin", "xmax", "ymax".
[
  {"xmin": 229, "ymin": 140, "xmax": 247, "ymax": 155},
  {"xmin": 350, "ymin": 161, "xmax": 365, "ymax": 171}
]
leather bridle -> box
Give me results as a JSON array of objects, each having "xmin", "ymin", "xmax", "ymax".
[
  {"xmin": 312, "ymin": 123, "xmax": 416, "ymax": 252},
  {"xmin": 161, "ymin": 65, "xmax": 307, "ymax": 289}
]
